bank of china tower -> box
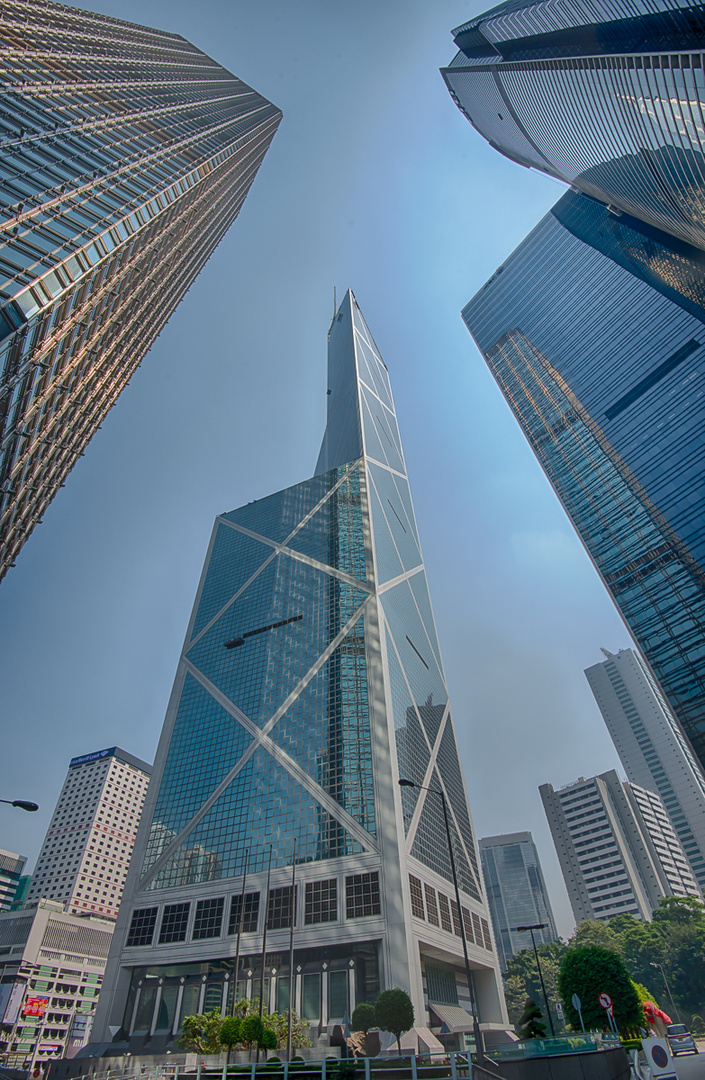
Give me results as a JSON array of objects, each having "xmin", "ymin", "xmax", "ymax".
[{"xmin": 94, "ymin": 292, "xmax": 506, "ymax": 1051}]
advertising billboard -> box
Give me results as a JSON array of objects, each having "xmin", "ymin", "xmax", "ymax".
[
  {"xmin": 2, "ymin": 981, "xmax": 26, "ymax": 1024},
  {"xmin": 22, "ymin": 995, "xmax": 50, "ymax": 1019}
]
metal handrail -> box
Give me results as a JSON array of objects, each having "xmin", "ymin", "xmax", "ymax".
[
  {"xmin": 469, "ymin": 1061, "xmax": 505, "ymax": 1080},
  {"xmin": 47, "ymin": 1050, "xmax": 505, "ymax": 1080}
]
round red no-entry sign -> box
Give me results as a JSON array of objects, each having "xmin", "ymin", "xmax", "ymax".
[{"xmin": 599, "ymin": 992, "xmax": 613, "ymax": 1009}]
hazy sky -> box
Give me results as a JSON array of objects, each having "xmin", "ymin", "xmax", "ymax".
[{"xmin": 0, "ymin": 0, "xmax": 631, "ymax": 939}]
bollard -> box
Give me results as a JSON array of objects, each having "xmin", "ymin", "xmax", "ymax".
[
  {"xmin": 410, "ymin": 1053, "xmax": 417, "ymax": 1080},
  {"xmin": 251, "ymin": 1064, "xmax": 256, "ymax": 1080},
  {"xmin": 364, "ymin": 1060, "xmax": 370, "ymax": 1080},
  {"xmin": 450, "ymin": 1053, "xmax": 457, "ymax": 1080},
  {"xmin": 222, "ymin": 1066, "xmax": 227, "ymax": 1080}
]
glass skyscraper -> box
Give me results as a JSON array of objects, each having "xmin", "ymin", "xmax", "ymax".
[
  {"xmin": 442, "ymin": 0, "xmax": 705, "ymax": 251},
  {"xmin": 585, "ymin": 647, "xmax": 705, "ymax": 893},
  {"xmin": 479, "ymin": 833, "xmax": 557, "ymax": 974},
  {"xmin": 463, "ymin": 188, "xmax": 705, "ymax": 775},
  {"xmin": 0, "ymin": 0, "xmax": 281, "ymax": 580},
  {"xmin": 91, "ymin": 291, "xmax": 507, "ymax": 1053}
]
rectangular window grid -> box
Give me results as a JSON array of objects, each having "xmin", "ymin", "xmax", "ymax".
[
  {"xmin": 267, "ymin": 885, "xmax": 297, "ymax": 930},
  {"xmin": 228, "ymin": 892, "xmax": 260, "ymax": 935},
  {"xmin": 450, "ymin": 899, "xmax": 462, "ymax": 936},
  {"xmin": 425, "ymin": 884, "xmax": 440, "ymax": 926},
  {"xmin": 126, "ymin": 907, "xmax": 158, "ymax": 947},
  {"xmin": 345, "ymin": 872, "xmax": 381, "ymax": 918},
  {"xmin": 481, "ymin": 916, "xmax": 492, "ymax": 951},
  {"xmin": 462, "ymin": 906, "xmax": 474, "ymax": 943},
  {"xmin": 158, "ymin": 902, "xmax": 190, "ymax": 944},
  {"xmin": 305, "ymin": 879, "xmax": 337, "ymax": 925},
  {"xmin": 192, "ymin": 897, "xmax": 224, "ymax": 940},
  {"xmin": 409, "ymin": 875, "xmax": 425, "ymax": 920},
  {"xmin": 438, "ymin": 892, "xmax": 453, "ymax": 933}
]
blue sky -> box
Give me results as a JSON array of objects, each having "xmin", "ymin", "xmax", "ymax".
[{"xmin": 0, "ymin": 0, "xmax": 631, "ymax": 938}]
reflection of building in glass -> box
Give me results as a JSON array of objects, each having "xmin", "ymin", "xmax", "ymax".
[
  {"xmin": 91, "ymin": 291, "xmax": 507, "ymax": 1054},
  {"xmin": 0, "ymin": 1, "xmax": 281, "ymax": 581},
  {"xmin": 442, "ymin": 0, "xmax": 705, "ymax": 251},
  {"xmin": 541, "ymin": 771, "xmax": 700, "ymax": 925},
  {"xmin": 586, "ymin": 647, "xmax": 705, "ymax": 894},
  {"xmin": 463, "ymin": 188, "xmax": 705, "ymax": 776},
  {"xmin": 479, "ymin": 833, "xmax": 557, "ymax": 974}
]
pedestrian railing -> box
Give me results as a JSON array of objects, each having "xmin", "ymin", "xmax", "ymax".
[{"xmin": 46, "ymin": 1050, "xmax": 497, "ymax": 1080}]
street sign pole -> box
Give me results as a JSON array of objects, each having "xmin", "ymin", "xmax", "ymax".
[
  {"xmin": 598, "ymin": 993, "xmax": 616, "ymax": 1036},
  {"xmin": 572, "ymin": 993, "xmax": 585, "ymax": 1034}
]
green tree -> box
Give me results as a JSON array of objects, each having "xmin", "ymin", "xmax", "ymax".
[
  {"xmin": 570, "ymin": 920, "xmax": 620, "ymax": 952},
  {"xmin": 518, "ymin": 1000, "xmax": 546, "ymax": 1040},
  {"xmin": 228, "ymin": 998, "xmax": 311, "ymax": 1050},
  {"xmin": 352, "ymin": 1002, "xmax": 376, "ymax": 1034},
  {"xmin": 220, "ymin": 1017, "xmax": 242, "ymax": 1063},
  {"xmin": 559, "ymin": 947, "xmax": 641, "ymax": 1033},
  {"xmin": 631, "ymin": 981, "xmax": 660, "ymax": 1011},
  {"xmin": 607, "ymin": 897, "xmax": 705, "ymax": 1023},
  {"xmin": 652, "ymin": 896, "xmax": 705, "ymax": 927},
  {"xmin": 261, "ymin": 1027, "xmax": 278, "ymax": 1057},
  {"xmin": 375, "ymin": 988, "xmax": 414, "ymax": 1054},
  {"xmin": 503, "ymin": 975, "xmax": 530, "ymax": 1029},
  {"xmin": 503, "ymin": 939, "xmax": 566, "ymax": 1031},
  {"xmin": 179, "ymin": 1010, "xmax": 223, "ymax": 1053},
  {"xmin": 241, "ymin": 1015, "xmax": 264, "ymax": 1050}
]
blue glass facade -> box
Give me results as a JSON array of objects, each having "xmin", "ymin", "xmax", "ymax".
[
  {"xmin": 0, "ymin": 0, "xmax": 281, "ymax": 579},
  {"xmin": 94, "ymin": 291, "xmax": 506, "ymax": 1049},
  {"xmin": 479, "ymin": 833, "xmax": 557, "ymax": 974},
  {"xmin": 442, "ymin": 0, "xmax": 705, "ymax": 252},
  {"xmin": 463, "ymin": 190, "xmax": 705, "ymax": 772}
]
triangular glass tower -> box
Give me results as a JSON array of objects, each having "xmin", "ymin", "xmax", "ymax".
[{"xmin": 93, "ymin": 291, "xmax": 507, "ymax": 1052}]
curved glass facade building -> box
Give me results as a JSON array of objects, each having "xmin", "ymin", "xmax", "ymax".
[
  {"xmin": 92, "ymin": 291, "xmax": 507, "ymax": 1053},
  {"xmin": 0, "ymin": 0, "xmax": 281, "ymax": 580},
  {"xmin": 463, "ymin": 189, "xmax": 705, "ymax": 776},
  {"xmin": 442, "ymin": 0, "xmax": 705, "ymax": 251}
]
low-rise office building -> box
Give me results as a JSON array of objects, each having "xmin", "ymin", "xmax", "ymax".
[{"xmin": 0, "ymin": 900, "xmax": 113, "ymax": 1068}]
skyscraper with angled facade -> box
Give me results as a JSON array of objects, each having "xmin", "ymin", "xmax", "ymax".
[
  {"xmin": 442, "ymin": 0, "xmax": 705, "ymax": 251},
  {"xmin": 585, "ymin": 647, "xmax": 705, "ymax": 893},
  {"xmin": 479, "ymin": 833, "xmax": 557, "ymax": 974},
  {"xmin": 91, "ymin": 291, "xmax": 507, "ymax": 1054},
  {"xmin": 462, "ymin": 186, "xmax": 705, "ymax": 777},
  {"xmin": 0, "ymin": 0, "xmax": 281, "ymax": 580}
]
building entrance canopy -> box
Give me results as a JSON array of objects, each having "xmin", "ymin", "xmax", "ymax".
[{"xmin": 429, "ymin": 1003, "xmax": 475, "ymax": 1033}]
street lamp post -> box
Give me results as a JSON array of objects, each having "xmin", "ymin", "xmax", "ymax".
[
  {"xmin": 514, "ymin": 925, "xmax": 555, "ymax": 1037},
  {"xmin": 0, "ymin": 799, "xmax": 39, "ymax": 812},
  {"xmin": 650, "ymin": 962, "xmax": 680, "ymax": 1024},
  {"xmin": 398, "ymin": 778, "xmax": 484, "ymax": 1064}
]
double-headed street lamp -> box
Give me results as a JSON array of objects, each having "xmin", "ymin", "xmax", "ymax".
[
  {"xmin": 398, "ymin": 778, "xmax": 484, "ymax": 1063},
  {"xmin": 0, "ymin": 798, "xmax": 39, "ymax": 812},
  {"xmin": 514, "ymin": 924, "xmax": 555, "ymax": 1036}
]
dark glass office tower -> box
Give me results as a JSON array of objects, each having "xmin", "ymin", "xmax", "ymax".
[
  {"xmin": 442, "ymin": 0, "xmax": 705, "ymax": 251},
  {"xmin": 479, "ymin": 833, "xmax": 557, "ymax": 974},
  {"xmin": 0, "ymin": 0, "xmax": 281, "ymax": 581},
  {"xmin": 463, "ymin": 188, "xmax": 705, "ymax": 774},
  {"xmin": 91, "ymin": 291, "xmax": 507, "ymax": 1053}
]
